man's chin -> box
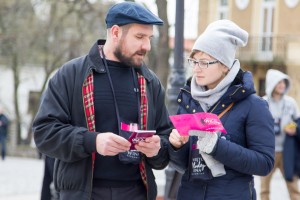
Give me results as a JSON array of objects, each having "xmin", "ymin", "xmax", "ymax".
[
  {"xmin": 132, "ymin": 65, "xmax": 142, "ymax": 69},
  {"xmin": 132, "ymin": 59, "xmax": 143, "ymax": 68}
]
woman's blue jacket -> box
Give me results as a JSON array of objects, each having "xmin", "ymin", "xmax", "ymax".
[{"xmin": 169, "ymin": 70, "xmax": 275, "ymax": 200}]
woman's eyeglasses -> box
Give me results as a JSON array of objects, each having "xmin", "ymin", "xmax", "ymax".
[{"xmin": 187, "ymin": 58, "xmax": 219, "ymax": 69}]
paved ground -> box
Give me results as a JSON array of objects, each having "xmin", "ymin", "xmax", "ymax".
[
  {"xmin": 0, "ymin": 156, "xmax": 297, "ymax": 200},
  {"xmin": 0, "ymin": 157, "xmax": 43, "ymax": 200}
]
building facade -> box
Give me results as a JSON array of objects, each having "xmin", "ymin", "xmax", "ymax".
[{"xmin": 189, "ymin": 0, "xmax": 300, "ymax": 101}]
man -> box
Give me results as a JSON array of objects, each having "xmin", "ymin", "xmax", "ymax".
[
  {"xmin": 33, "ymin": 2, "xmax": 172, "ymax": 200},
  {"xmin": 0, "ymin": 104, "xmax": 9, "ymax": 160},
  {"xmin": 261, "ymin": 69, "xmax": 300, "ymax": 200}
]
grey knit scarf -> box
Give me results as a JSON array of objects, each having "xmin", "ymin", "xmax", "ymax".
[{"xmin": 191, "ymin": 60, "xmax": 240, "ymax": 112}]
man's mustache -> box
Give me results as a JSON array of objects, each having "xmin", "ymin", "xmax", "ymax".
[{"xmin": 135, "ymin": 50, "xmax": 147, "ymax": 56}]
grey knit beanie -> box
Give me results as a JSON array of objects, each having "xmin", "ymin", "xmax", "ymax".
[{"xmin": 192, "ymin": 19, "xmax": 248, "ymax": 69}]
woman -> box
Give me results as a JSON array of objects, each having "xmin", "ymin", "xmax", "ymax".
[{"xmin": 168, "ymin": 20, "xmax": 275, "ymax": 200}]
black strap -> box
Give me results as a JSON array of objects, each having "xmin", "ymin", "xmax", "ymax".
[{"xmin": 100, "ymin": 48, "xmax": 141, "ymax": 131}]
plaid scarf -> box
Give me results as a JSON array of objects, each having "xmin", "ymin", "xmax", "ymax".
[
  {"xmin": 137, "ymin": 73, "xmax": 148, "ymax": 190},
  {"xmin": 82, "ymin": 68, "xmax": 149, "ymax": 192},
  {"xmin": 82, "ymin": 73, "xmax": 96, "ymax": 168}
]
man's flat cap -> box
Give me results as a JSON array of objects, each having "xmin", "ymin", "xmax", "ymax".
[{"xmin": 105, "ymin": 2, "xmax": 163, "ymax": 28}]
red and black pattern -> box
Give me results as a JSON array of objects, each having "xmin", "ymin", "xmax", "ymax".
[
  {"xmin": 138, "ymin": 73, "xmax": 149, "ymax": 191},
  {"xmin": 138, "ymin": 73, "xmax": 148, "ymax": 130},
  {"xmin": 82, "ymin": 73, "xmax": 96, "ymax": 168}
]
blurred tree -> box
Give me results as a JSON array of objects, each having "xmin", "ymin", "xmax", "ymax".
[
  {"xmin": 154, "ymin": 0, "xmax": 170, "ymax": 88},
  {"xmin": 0, "ymin": 0, "xmax": 35, "ymax": 145},
  {"xmin": 141, "ymin": 0, "xmax": 170, "ymax": 88},
  {"xmin": 0, "ymin": 0, "xmax": 112, "ymax": 145},
  {"xmin": 25, "ymin": 0, "xmax": 112, "ymax": 144}
]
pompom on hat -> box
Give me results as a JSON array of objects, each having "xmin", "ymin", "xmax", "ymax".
[
  {"xmin": 105, "ymin": 2, "xmax": 163, "ymax": 28},
  {"xmin": 192, "ymin": 19, "xmax": 248, "ymax": 69}
]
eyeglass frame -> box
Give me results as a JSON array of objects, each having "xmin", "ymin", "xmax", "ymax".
[{"xmin": 187, "ymin": 58, "xmax": 220, "ymax": 69}]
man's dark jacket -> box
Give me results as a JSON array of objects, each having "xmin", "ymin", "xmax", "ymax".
[{"xmin": 33, "ymin": 40, "xmax": 172, "ymax": 200}]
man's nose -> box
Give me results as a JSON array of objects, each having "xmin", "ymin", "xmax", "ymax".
[{"xmin": 141, "ymin": 38, "xmax": 151, "ymax": 51}]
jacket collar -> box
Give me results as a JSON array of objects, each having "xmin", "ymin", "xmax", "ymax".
[
  {"xmin": 87, "ymin": 40, "xmax": 153, "ymax": 82},
  {"xmin": 180, "ymin": 70, "xmax": 256, "ymax": 113}
]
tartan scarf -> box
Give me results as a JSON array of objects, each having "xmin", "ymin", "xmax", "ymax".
[
  {"xmin": 82, "ymin": 74, "xmax": 96, "ymax": 168},
  {"xmin": 137, "ymin": 73, "xmax": 148, "ymax": 190},
  {"xmin": 82, "ymin": 67, "xmax": 149, "ymax": 192}
]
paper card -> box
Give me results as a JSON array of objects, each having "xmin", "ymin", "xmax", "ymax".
[
  {"xmin": 128, "ymin": 130, "xmax": 156, "ymax": 150},
  {"xmin": 121, "ymin": 122, "xmax": 138, "ymax": 131},
  {"xmin": 169, "ymin": 112, "xmax": 226, "ymax": 136}
]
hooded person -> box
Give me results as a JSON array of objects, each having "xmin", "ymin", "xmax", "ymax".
[
  {"xmin": 261, "ymin": 69, "xmax": 300, "ymax": 200},
  {"xmin": 168, "ymin": 19, "xmax": 275, "ymax": 200}
]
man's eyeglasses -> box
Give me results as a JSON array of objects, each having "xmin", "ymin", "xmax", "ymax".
[{"xmin": 187, "ymin": 58, "xmax": 219, "ymax": 69}]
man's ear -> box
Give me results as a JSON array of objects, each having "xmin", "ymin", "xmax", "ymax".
[{"xmin": 110, "ymin": 25, "xmax": 121, "ymax": 41}]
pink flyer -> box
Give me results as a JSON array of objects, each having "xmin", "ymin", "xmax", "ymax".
[
  {"xmin": 128, "ymin": 130, "xmax": 156, "ymax": 150},
  {"xmin": 169, "ymin": 112, "xmax": 226, "ymax": 136}
]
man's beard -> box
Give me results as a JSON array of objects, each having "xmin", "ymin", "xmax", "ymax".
[{"xmin": 113, "ymin": 43, "xmax": 146, "ymax": 68}]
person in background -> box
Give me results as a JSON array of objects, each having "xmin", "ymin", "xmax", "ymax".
[
  {"xmin": 168, "ymin": 19, "xmax": 275, "ymax": 200},
  {"xmin": 0, "ymin": 104, "xmax": 10, "ymax": 160},
  {"xmin": 260, "ymin": 69, "xmax": 300, "ymax": 200},
  {"xmin": 32, "ymin": 2, "xmax": 172, "ymax": 200}
]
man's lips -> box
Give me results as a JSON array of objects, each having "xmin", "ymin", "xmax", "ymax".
[{"xmin": 136, "ymin": 50, "xmax": 146, "ymax": 57}]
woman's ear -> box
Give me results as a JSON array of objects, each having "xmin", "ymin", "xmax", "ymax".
[{"xmin": 221, "ymin": 64, "xmax": 229, "ymax": 76}]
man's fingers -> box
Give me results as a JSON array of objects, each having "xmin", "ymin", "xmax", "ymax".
[
  {"xmin": 102, "ymin": 146, "xmax": 126, "ymax": 156},
  {"xmin": 144, "ymin": 135, "xmax": 160, "ymax": 143},
  {"xmin": 96, "ymin": 132, "xmax": 131, "ymax": 156},
  {"xmin": 135, "ymin": 137, "xmax": 160, "ymax": 157},
  {"xmin": 111, "ymin": 134, "xmax": 131, "ymax": 148}
]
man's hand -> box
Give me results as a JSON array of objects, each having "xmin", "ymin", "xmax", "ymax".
[
  {"xmin": 96, "ymin": 132, "xmax": 131, "ymax": 156},
  {"xmin": 135, "ymin": 135, "xmax": 161, "ymax": 157}
]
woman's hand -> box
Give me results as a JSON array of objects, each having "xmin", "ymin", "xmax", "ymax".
[{"xmin": 169, "ymin": 129, "xmax": 189, "ymax": 149}]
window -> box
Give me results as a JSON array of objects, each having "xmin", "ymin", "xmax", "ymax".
[
  {"xmin": 259, "ymin": 0, "xmax": 275, "ymax": 60},
  {"xmin": 217, "ymin": 0, "xmax": 228, "ymax": 19}
]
